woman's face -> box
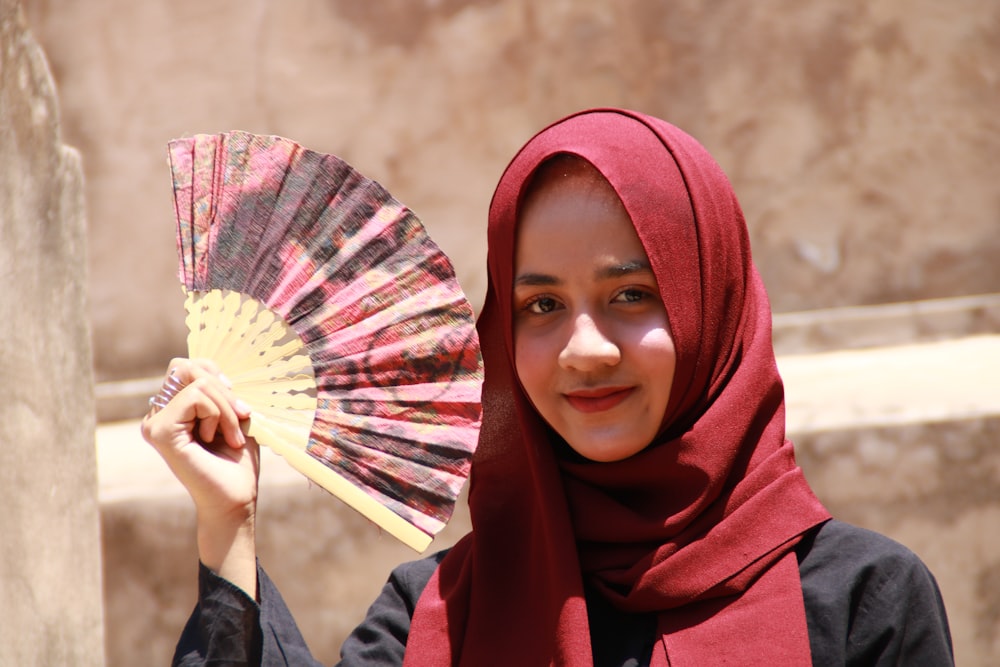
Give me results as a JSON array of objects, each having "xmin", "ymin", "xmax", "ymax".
[{"xmin": 512, "ymin": 160, "xmax": 676, "ymax": 462}]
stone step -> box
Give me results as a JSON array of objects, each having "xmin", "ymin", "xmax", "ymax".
[
  {"xmin": 772, "ymin": 292, "xmax": 1000, "ymax": 354},
  {"xmin": 98, "ymin": 334, "xmax": 1000, "ymax": 504},
  {"xmin": 781, "ymin": 333, "xmax": 1000, "ymax": 433}
]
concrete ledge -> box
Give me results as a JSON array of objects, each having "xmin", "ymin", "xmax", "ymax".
[
  {"xmin": 772, "ymin": 293, "xmax": 1000, "ymax": 354},
  {"xmin": 98, "ymin": 334, "xmax": 1000, "ymax": 666},
  {"xmin": 781, "ymin": 334, "xmax": 1000, "ymax": 433}
]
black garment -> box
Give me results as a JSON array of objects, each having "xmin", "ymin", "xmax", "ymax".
[{"xmin": 174, "ymin": 520, "xmax": 954, "ymax": 666}]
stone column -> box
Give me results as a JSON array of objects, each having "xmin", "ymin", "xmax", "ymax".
[{"xmin": 0, "ymin": 1, "xmax": 105, "ymax": 664}]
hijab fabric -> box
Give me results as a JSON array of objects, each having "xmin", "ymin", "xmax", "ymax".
[{"xmin": 405, "ymin": 108, "xmax": 831, "ymax": 666}]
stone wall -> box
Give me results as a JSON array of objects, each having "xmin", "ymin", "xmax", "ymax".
[
  {"xmin": 0, "ymin": 2, "xmax": 104, "ymax": 664},
  {"xmin": 14, "ymin": 0, "xmax": 1000, "ymax": 664},
  {"xmin": 21, "ymin": 0, "xmax": 1000, "ymax": 385}
]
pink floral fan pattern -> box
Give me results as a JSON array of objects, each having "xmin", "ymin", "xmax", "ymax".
[{"xmin": 168, "ymin": 131, "xmax": 483, "ymax": 552}]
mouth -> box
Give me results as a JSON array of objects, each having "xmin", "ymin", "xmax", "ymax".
[{"xmin": 563, "ymin": 386, "xmax": 635, "ymax": 413}]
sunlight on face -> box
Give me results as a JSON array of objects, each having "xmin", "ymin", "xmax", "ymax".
[{"xmin": 512, "ymin": 158, "xmax": 676, "ymax": 462}]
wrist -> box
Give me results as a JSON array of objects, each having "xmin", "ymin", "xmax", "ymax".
[{"xmin": 197, "ymin": 508, "xmax": 258, "ymax": 599}]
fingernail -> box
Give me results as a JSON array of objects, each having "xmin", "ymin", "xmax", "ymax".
[
  {"xmin": 219, "ymin": 373, "xmax": 233, "ymax": 388},
  {"xmin": 235, "ymin": 399, "xmax": 251, "ymax": 414}
]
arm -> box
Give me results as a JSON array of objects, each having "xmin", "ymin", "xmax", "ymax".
[
  {"xmin": 173, "ymin": 561, "xmax": 325, "ymax": 667},
  {"xmin": 142, "ymin": 358, "xmax": 259, "ymax": 597},
  {"xmin": 142, "ymin": 358, "xmax": 268, "ymax": 665},
  {"xmin": 145, "ymin": 359, "xmax": 439, "ymax": 666},
  {"xmin": 173, "ymin": 564, "xmax": 263, "ymax": 666},
  {"xmin": 172, "ymin": 551, "xmax": 439, "ymax": 667}
]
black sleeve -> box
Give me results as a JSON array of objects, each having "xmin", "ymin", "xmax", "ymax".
[
  {"xmin": 173, "ymin": 562, "xmax": 263, "ymax": 666},
  {"xmin": 257, "ymin": 565, "xmax": 326, "ymax": 666},
  {"xmin": 173, "ymin": 562, "xmax": 324, "ymax": 666},
  {"xmin": 799, "ymin": 520, "xmax": 954, "ymax": 667},
  {"xmin": 336, "ymin": 550, "xmax": 443, "ymax": 666},
  {"xmin": 173, "ymin": 554, "xmax": 441, "ymax": 667}
]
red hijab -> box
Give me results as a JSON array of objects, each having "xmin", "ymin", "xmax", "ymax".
[{"xmin": 405, "ymin": 109, "xmax": 830, "ymax": 665}]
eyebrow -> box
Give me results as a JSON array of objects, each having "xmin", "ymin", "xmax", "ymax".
[
  {"xmin": 513, "ymin": 259, "xmax": 653, "ymax": 287},
  {"xmin": 598, "ymin": 259, "xmax": 653, "ymax": 280},
  {"xmin": 513, "ymin": 272, "xmax": 558, "ymax": 287}
]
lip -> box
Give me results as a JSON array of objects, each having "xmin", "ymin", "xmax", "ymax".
[{"xmin": 563, "ymin": 386, "xmax": 635, "ymax": 413}]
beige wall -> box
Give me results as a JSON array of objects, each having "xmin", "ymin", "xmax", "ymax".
[
  {"xmin": 13, "ymin": 0, "xmax": 1000, "ymax": 664},
  {"xmin": 0, "ymin": 2, "xmax": 104, "ymax": 664},
  {"xmin": 22, "ymin": 0, "xmax": 1000, "ymax": 384}
]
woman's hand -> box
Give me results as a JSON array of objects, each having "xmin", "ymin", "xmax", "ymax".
[{"xmin": 141, "ymin": 358, "xmax": 259, "ymax": 598}]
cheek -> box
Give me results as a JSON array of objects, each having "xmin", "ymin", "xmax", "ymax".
[
  {"xmin": 638, "ymin": 327, "xmax": 675, "ymax": 357},
  {"xmin": 638, "ymin": 327, "xmax": 677, "ymax": 391},
  {"xmin": 514, "ymin": 332, "xmax": 551, "ymax": 406}
]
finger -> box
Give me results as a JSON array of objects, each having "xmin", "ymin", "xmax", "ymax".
[
  {"xmin": 143, "ymin": 374, "xmax": 221, "ymax": 441},
  {"xmin": 170, "ymin": 358, "xmax": 216, "ymax": 387},
  {"xmin": 195, "ymin": 402, "xmax": 222, "ymax": 446},
  {"xmin": 167, "ymin": 358, "xmax": 245, "ymax": 414},
  {"xmin": 145, "ymin": 358, "xmax": 250, "ymax": 451},
  {"xmin": 145, "ymin": 361, "xmax": 188, "ymax": 418},
  {"xmin": 186, "ymin": 359, "xmax": 251, "ymax": 421},
  {"xmin": 165, "ymin": 357, "xmax": 199, "ymax": 381},
  {"xmin": 215, "ymin": 396, "xmax": 250, "ymax": 450},
  {"xmin": 189, "ymin": 358, "xmax": 223, "ymax": 380},
  {"xmin": 233, "ymin": 397, "xmax": 252, "ymax": 420},
  {"xmin": 189, "ymin": 377, "xmax": 246, "ymax": 449},
  {"xmin": 141, "ymin": 375, "xmax": 206, "ymax": 450}
]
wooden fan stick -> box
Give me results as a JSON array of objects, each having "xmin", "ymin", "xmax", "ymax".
[
  {"xmin": 251, "ymin": 419, "xmax": 435, "ymax": 552},
  {"xmin": 185, "ymin": 289, "xmax": 434, "ymax": 552}
]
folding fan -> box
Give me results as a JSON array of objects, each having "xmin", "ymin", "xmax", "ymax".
[{"xmin": 167, "ymin": 130, "xmax": 484, "ymax": 552}]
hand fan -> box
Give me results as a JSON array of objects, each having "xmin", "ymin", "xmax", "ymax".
[{"xmin": 167, "ymin": 130, "xmax": 484, "ymax": 552}]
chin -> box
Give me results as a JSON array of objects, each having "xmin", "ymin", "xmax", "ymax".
[{"xmin": 565, "ymin": 436, "xmax": 647, "ymax": 463}]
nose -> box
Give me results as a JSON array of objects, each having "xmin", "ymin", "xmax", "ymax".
[{"xmin": 558, "ymin": 314, "xmax": 621, "ymax": 371}]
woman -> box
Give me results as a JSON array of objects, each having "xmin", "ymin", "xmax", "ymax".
[{"xmin": 144, "ymin": 108, "xmax": 953, "ymax": 665}]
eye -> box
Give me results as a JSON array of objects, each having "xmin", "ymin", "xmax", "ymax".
[
  {"xmin": 523, "ymin": 295, "xmax": 560, "ymax": 315},
  {"xmin": 613, "ymin": 287, "xmax": 652, "ymax": 304}
]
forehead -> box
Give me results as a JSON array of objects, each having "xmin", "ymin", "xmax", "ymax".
[
  {"xmin": 515, "ymin": 157, "xmax": 649, "ymax": 273},
  {"xmin": 521, "ymin": 154, "xmax": 610, "ymax": 202},
  {"xmin": 519, "ymin": 155, "xmax": 630, "ymax": 229}
]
